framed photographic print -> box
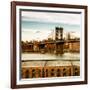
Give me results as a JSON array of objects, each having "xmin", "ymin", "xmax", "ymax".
[{"xmin": 11, "ymin": 1, "xmax": 88, "ymax": 89}]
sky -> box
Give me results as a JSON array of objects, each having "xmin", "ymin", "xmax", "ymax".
[{"xmin": 21, "ymin": 10, "xmax": 81, "ymax": 41}]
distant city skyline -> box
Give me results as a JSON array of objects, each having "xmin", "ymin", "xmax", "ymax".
[{"xmin": 21, "ymin": 11, "xmax": 81, "ymax": 41}]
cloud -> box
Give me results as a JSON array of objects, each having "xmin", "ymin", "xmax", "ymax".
[
  {"xmin": 22, "ymin": 11, "xmax": 81, "ymax": 25},
  {"xmin": 22, "ymin": 29, "xmax": 52, "ymax": 41}
]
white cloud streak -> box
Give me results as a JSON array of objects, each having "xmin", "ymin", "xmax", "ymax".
[{"xmin": 22, "ymin": 11, "xmax": 81, "ymax": 25}]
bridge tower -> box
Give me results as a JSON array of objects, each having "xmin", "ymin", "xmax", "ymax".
[{"xmin": 55, "ymin": 27, "xmax": 64, "ymax": 54}]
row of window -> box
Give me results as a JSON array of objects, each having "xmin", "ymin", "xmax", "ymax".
[{"xmin": 21, "ymin": 66, "xmax": 80, "ymax": 78}]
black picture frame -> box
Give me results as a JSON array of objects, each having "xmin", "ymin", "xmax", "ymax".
[{"xmin": 11, "ymin": 1, "xmax": 88, "ymax": 89}]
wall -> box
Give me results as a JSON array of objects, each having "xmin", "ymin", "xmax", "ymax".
[{"xmin": 0, "ymin": 0, "xmax": 89, "ymax": 90}]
